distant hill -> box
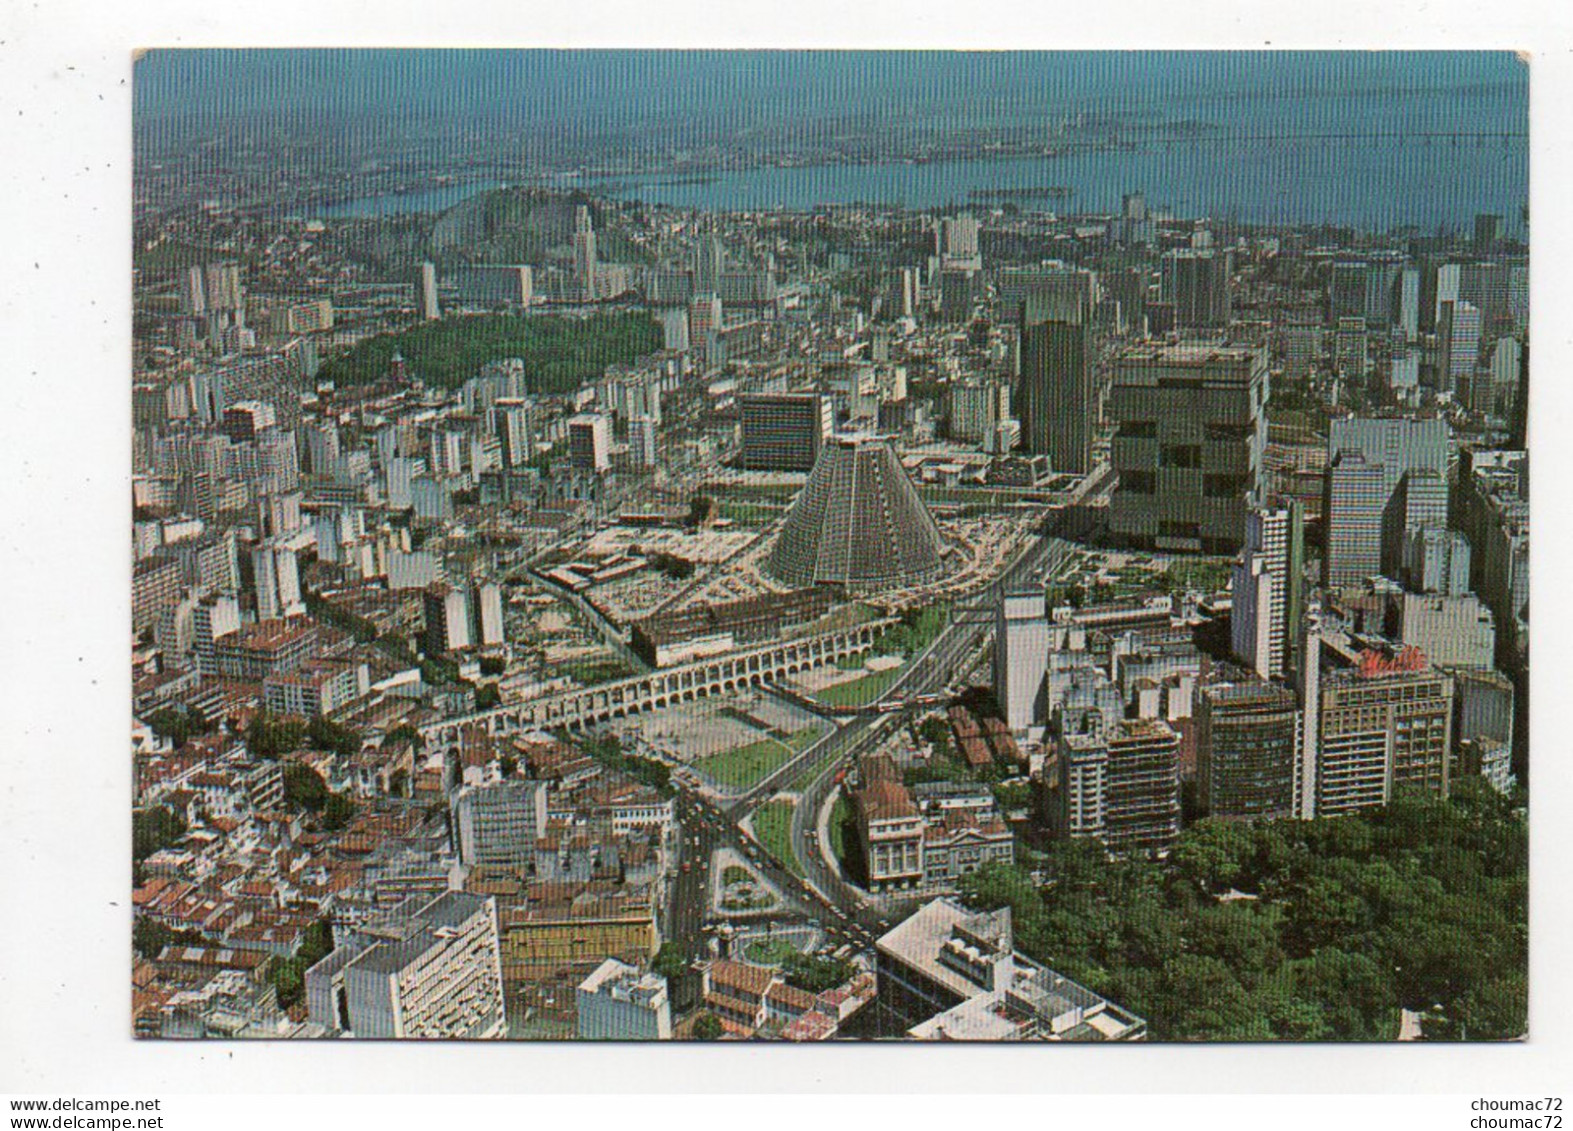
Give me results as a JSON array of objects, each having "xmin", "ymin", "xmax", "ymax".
[
  {"xmin": 431, "ymin": 187, "xmax": 653, "ymax": 268},
  {"xmin": 320, "ymin": 187, "xmax": 653, "ymax": 279}
]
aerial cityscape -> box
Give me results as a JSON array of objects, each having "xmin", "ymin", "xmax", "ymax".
[{"xmin": 130, "ymin": 50, "xmax": 1529, "ymax": 1042}]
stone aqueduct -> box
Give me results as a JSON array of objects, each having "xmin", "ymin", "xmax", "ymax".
[{"xmin": 418, "ymin": 618, "xmax": 899, "ymax": 752}]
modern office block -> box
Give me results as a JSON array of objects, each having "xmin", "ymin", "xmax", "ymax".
[
  {"xmin": 1017, "ymin": 290, "xmax": 1093, "ymax": 474},
  {"xmin": 738, "ymin": 393, "xmax": 833, "ymax": 472},
  {"xmin": 305, "ymin": 892, "xmax": 506, "ymax": 1040},
  {"xmin": 1197, "ymin": 681, "xmax": 1299, "ymax": 821},
  {"xmin": 1231, "ymin": 501, "xmax": 1303, "ymax": 679},
  {"xmin": 1108, "ymin": 343, "xmax": 1268, "ymax": 554}
]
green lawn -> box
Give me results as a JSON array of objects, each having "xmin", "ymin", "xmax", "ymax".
[
  {"xmin": 718, "ymin": 501, "xmax": 780, "ymax": 526},
  {"xmin": 696, "ymin": 738, "xmax": 794, "ymax": 789},
  {"xmin": 815, "ymin": 666, "xmax": 904, "ymax": 708},
  {"xmin": 694, "ymin": 727, "xmax": 823, "ymax": 790},
  {"xmin": 828, "ymin": 794, "xmax": 852, "ymax": 868},
  {"xmin": 1165, "ymin": 557, "xmax": 1235, "ymax": 593},
  {"xmin": 743, "ymin": 937, "xmax": 801, "ymax": 966},
  {"xmin": 752, "ymin": 800, "xmax": 802, "ymax": 877},
  {"xmin": 784, "ymin": 727, "xmax": 822, "ymax": 752}
]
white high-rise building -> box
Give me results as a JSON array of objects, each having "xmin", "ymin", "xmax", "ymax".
[
  {"xmin": 1324, "ymin": 416, "xmax": 1449, "ymax": 588},
  {"xmin": 423, "ymin": 583, "xmax": 472, "ymax": 654},
  {"xmin": 251, "ymin": 541, "xmax": 304, "ymax": 621},
  {"xmin": 939, "ymin": 214, "xmax": 982, "ymax": 271},
  {"xmin": 305, "ymin": 892, "xmax": 506, "ymax": 1040},
  {"xmin": 573, "ymin": 206, "xmax": 599, "ymax": 301},
  {"xmin": 1489, "ymin": 336, "xmax": 1523, "ymax": 416},
  {"xmin": 1231, "ymin": 503, "xmax": 1298, "ymax": 679},
  {"xmin": 452, "ymin": 780, "xmax": 549, "ymax": 869},
  {"xmin": 1405, "ymin": 527, "xmax": 1473, "ymax": 596},
  {"xmin": 1389, "ymin": 349, "xmax": 1421, "ymax": 396},
  {"xmin": 472, "ymin": 581, "xmax": 505, "ymax": 647},
  {"xmin": 1447, "ymin": 300, "xmax": 1482, "ymax": 386},
  {"xmin": 492, "ymin": 399, "xmax": 536, "ymax": 468},
  {"xmin": 628, "ymin": 415, "xmax": 658, "ymax": 469},
  {"xmin": 193, "ymin": 594, "xmax": 242, "ymax": 676},
  {"xmin": 994, "ymin": 592, "xmax": 1052, "ymax": 733},
  {"xmin": 1435, "ymin": 262, "xmax": 1461, "ymax": 325},
  {"xmin": 659, "ymin": 307, "xmax": 690, "ymax": 352},
  {"xmin": 419, "ymin": 261, "xmax": 441, "ymax": 321},
  {"xmin": 687, "ymin": 294, "xmax": 722, "ymax": 362},
  {"xmin": 568, "ymin": 413, "xmax": 612, "ymax": 473},
  {"xmin": 1397, "ymin": 266, "xmax": 1421, "ymax": 341}
]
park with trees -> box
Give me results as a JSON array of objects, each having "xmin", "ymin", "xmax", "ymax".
[{"xmin": 956, "ymin": 780, "xmax": 1527, "ymax": 1041}]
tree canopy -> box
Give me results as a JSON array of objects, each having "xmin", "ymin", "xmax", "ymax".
[
  {"xmin": 317, "ymin": 312, "xmax": 663, "ymax": 394},
  {"xmin": 132, "ymin": 806, "xmax": 187, "ymax": 864},
  {"xmin": 143, "ymin": 704, "xmax": 212, "ymax": 748},
  {"xmin": 956, "ymin": 781, "xmax": 1526, "ymax": 1041}
]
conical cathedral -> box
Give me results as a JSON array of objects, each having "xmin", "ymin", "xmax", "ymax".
[{"xmin": 766, "ymin": 434, "xmax": 947, "ymax": 594}]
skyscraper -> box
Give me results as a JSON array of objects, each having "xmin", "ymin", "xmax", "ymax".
[
  {"xmin": 994, "ymin": 591, "xmax": 1052, "ymax": 733},
  {"xmin": 693, "ymin": 230, "xmax": 723, "ymax": 295},
  {"xmin": 687, "ymin": 293, "xmax": 722, "ymax": 362},
  {"xmin": 1324, "ymin": 452, "xmax": 1387, "ymax": 586},
  {"xmin": 938, "ymin": 214, "xmax": 982, "ymax": 271},
  {"xmin": 1160, "ymin": 248, "xmax": 1232, "ymax": 329},
  {"xmin": 1323, "ymin": 415, "xmax": 1449, "ymax": 588},
  {"xmin": 452, "ymin": 780, "xmax": 550, "ymax": 869},
  {"xmin": 251, "ymin": 540, "xmax": 304, "ymax": 621},
  {"xmin": 1107, "ymin": 343, "xmax": 1268, "ymax": 554},
  {"xmin": 628, "ymin": 415, "xmax": 658, "ymax": 469},
  {"xmin": 1396, "ymin": 266, "xmax": 1421, "ymax": 341},
  {"xmin": 1058, "ymin": 719, "xmax": 1182, "ymax": 856},
  {"xmin": 492, "ymin": 398, "xmax": 536, "ymax": 468},
  {"xmin": 573, "ymin": 205, "xmax": 599, "ymax": 301},
  {"xmin": 1196, "ymin": 681, "xmax": 1299, "ymax": 821},
  {"xmin": 1405, "ymin": 527, "xmax": 1473, "ymax": 596},
  {"xmin": 1119, "ymin": 191, "xmax": 1154, "ymax": 246},
  {"xmin": 567, "ymin": 413, "xmax": 612, "ymax": 473},
  {"xmin": 1313, "ymin": 649, "xmax": 1454, "ymax": 816},
  {"xmin": 1329, "ymin": 259, "xmax": 1368, "ymax": 322},
  {"xmin": 1445, "ymin": 300, "xmax": 1483, "ymax": 390},
  {"xmin": 419, "ymin": 261, "xmax": 441, "ymax": 321},
  {"xmin": 471, "ymin": 580, "xmax": 505, "ymax": 647},
  {"xmin": 948, "ymin": 380, "xmax": 1012, "ymax": 447},
  {"xmin": 1017, "ymin": 290, "xmax": 1093, "ymax": 474},
  {"xmin": 1231, "ymin": 501, "xmax": 1303, "ymax": 679},
  {"xmin": 423, "ymin": 582, "xmax": 472, "ymax": 655},
  {"xmin": 738, "ymin": 393, "xmax": 833, "ymax": 472},
  {"xmin": 305, "ymin": 891, "xmax": 506, "ymax": 1039},
  {"xmin": 1434, "ymin": 261, "xmax": 1462, "ymax": 325}
]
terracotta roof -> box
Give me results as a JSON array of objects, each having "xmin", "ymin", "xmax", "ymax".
[
  {"xmin": 765, "ymin": 982, "xmax": 817, "ymax": 1013},
  {"xmin": 782, "ymin": 1010, "xmax": 838, "ymax": 1041},
  {"xmin": 855, "ymin": 779, "xmax": 917, "ymax": 822},
  {"xmin": 707, "ymin": 960, "xmax": 775, "ymax": 998},
  {"xmin": 703, "ymin": 990, "xmax": 761, "ymax": 1020}
]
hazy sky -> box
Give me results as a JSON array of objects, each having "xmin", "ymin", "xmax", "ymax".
[{"xmin": 133, "ymin": 50, "xmax": 1527, "ymax": 131}]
